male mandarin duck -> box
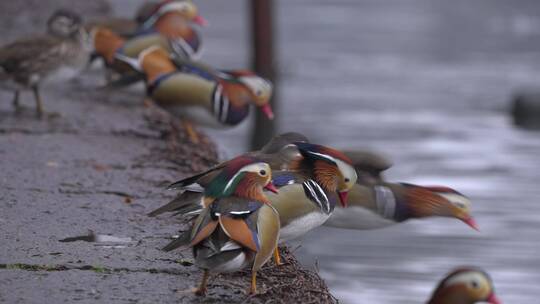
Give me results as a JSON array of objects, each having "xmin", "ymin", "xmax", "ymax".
[
  {"xmin": 122, "ymin": 0, "xmax": 206, "ymax": 60},
  {"xmin": 90, "ymin": 0, "xmax": 205, "ymax": 75},
  {"xmin": 428, "ymin": 267, "xmax": 501, "ymax": 304},
  {"xmin": 324, "ymin": 150, "xmax": 478, "ymax": 230},
  {"xmin": 264, "ymin": 142, "xmax": 357, "ymax": 264},
  {"xmin": 149, "ymin": 137, "xmax": 357, "ymax": 265},
  {"xmin": 125, "ymin": 46, "xmax": 273, "ymax": 142},
  {"xmin": 148, "ymin": 132, "xmax": 308, "ymax": 217},
  {"xmin": 161, "ymin": 156, "xmax": 280, "ymax": 295},
  {"xmin": 0, "ymin": 10, "xmax": 90, "ymax": 116}
]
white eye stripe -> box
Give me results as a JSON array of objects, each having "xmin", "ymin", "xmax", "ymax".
[
  {"xmin": 444, "ymin": 272, "xmax": 488, "ymax": 288},
  {"xmin": 221, "ymin": 163, "xmax": 269, "ymax": 193},
  {"xmin": 305, "ymin": 151, "xmax": 357, "ymax": 184},
  {"xmin": 438, "ymin": 193, "xmax": 471, "ymax": 209},
  {"xmin": 238, "ymin": 76, "xmax": 273, "ymax": 95},
  {"xmin": 335, "ymin": 158, "xmax": 357, "ymax": 185}
]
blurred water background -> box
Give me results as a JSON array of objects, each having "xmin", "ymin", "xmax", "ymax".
[{"xmin": 112, "ymin": 1, "xmax": 540, "ymax": 302}]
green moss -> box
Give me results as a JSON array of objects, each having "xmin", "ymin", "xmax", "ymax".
[{"xmin": 91, "ymin": 266, "xmax": 107, "ymax": 273}]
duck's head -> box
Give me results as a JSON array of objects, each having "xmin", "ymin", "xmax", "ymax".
[
  {"xmin": 239, "ymin": 74, "xmax": 274, "ymax": 120},
  {"xmin": 429, "ymin": 267, "xmax": 501, "ymax": 304},
  {"xmin": 204, "ymin": 156, "xmax": 277, "ymax": 206},
  {"xmin": 401, "ymin": 184, "xmax": 478, "ymax": 230},
  {"xmin": 294, "ymin": 142, "xmax": 357, "ymax": 207},
  {"xmin": 143, "ymin": 0, "xmax": 208, "ymax": 27},
  {"xmin": 47, "ymin": 9, "xmax": 83, "ymax": 38},
  {"xmin": 343, "ymin": 149, "xmax": 392, "ymax": 185}
]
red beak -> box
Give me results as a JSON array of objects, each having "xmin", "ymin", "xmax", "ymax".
[
  {"xmin": 487, "ymin": 293, "xmax": 502, "ymax": 304},
  {"xmin": 260, "ymin": 104, "xmax": 274, "ymax": 120},
  {"xmin": 193, "ymin": 15, "xmax": 208, "ymax": 26},
  {"xmin": 337, "ymin": 191, "xmax": 349, "ymax": 208},
  {"xmin": 462, "ymin": 216, "xmax": 479, "ymax": 231},
  {"xmin": 264, "ymin": 182, "xmax": 279, "ymax": 194}
]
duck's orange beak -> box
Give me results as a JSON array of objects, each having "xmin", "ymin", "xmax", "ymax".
[
  {"xmin": 462, "ymin": 216, "xmax": 479, "ymax": 231},
  {"xmin": 260, "ymin": 104, "xmax": 274, "ymax": 120},
  {"xmin": 264, "ymin": 181, "xmax": 279, "ymax": 194},
  {"xmin": 193, "ymin": 15, "xmax": 208, "ymax": 26},
  {"xmin": 487, "ymin": 292, "xmax": 502, "ymax": 304},
  {"xmin": 338, "ymin": 191, "xmax": 349, "ymax": 208}
]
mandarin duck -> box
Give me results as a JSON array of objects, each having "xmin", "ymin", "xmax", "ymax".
[
  {"xmin": 428, "ymin": 267, "xmax": 501, "ymax": 304},
  {"xmin": 117, "ymin": 46, "xmax": 273, "ymax": 143},
  {"xmin": 150, "ymin": 138, "xmax": 358, "ymax": 265},
  {"xmin": 86, "ymin": 0, "xmax": 206, "ymax": 39},
  {"xmin": 263, "ymin": 142, "xmax": 357, "ymax": 264},
  {"xmin": 0, "ymin": 9, "xmax": 89, "ymax": 116},
  {"xmin": 148, "ymin": 132, "xmax": 308, "ymax": 217},
  {"xmin": 324, "ymin": 150, "xmax": 478, "ymax": 231},
  {"xmin": 161, "ymin": 156, "xmax": 280, "ymax": 295},
  {"xmin": 90, "ymin": 0, "xmax": 205, "ymax": 82}
]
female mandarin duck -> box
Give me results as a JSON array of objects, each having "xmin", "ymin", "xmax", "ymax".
[
  {"xmin": 428, "ymin": 267, "xmax": 501, "ymax": 304},
  {"xmin": 0, "ymin": 10, "xmax": 89, "ymax": 116},
  {"xmin": 323, "ymin": 150, "xmax": 478, "ymax": 231},
  {"xmin": 161, "ymin": 156, "xmax": 280, "ymax": 295},
  {"xmin": 90, "ymin": 0, "xmax": 206, "ymax": 82},
  {"xmin": 149, "ymin": 137, "xmax": 357, "ymax": 265},
  {"xmin": 129, "ymin": 46, "xmax": 273, "ymax": 142}
]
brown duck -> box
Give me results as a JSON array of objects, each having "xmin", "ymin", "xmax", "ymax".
[{"xmin": 0, "ymin": 9, "xmax": 89, "ymax": 116}]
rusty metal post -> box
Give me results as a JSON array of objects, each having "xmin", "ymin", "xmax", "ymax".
[{"xmin": 249, "ymin": 0, "xmax": 277, "ymax": 149}]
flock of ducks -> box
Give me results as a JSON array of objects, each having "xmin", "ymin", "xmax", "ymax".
[{"xmin": 0, "ymin": 1, "xmax": 502, "ymax": 303}]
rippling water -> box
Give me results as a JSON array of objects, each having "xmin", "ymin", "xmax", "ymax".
[{"xmin": 113, "ymin": 0, "xmax": 540, "ymax": 302}]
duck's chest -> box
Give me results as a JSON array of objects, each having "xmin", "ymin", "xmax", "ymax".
[{"xmin": 280, "ymin": 211, "xmax": 330, "ymax": 242}]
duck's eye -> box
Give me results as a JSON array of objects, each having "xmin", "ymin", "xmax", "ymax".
[
  {"xmin": 259, "ymin": 170, "xmax": 266, "ymax": 176},
  {"xmin": 255, "ymin": 89, "xmax": 262, "ymax": 96},
  {"xmin": 470, "ymin": 280, "xmax": 479, "ymax": 289},
  {"xmin": 455, "ymin": 202, "xmax": 466, "ymax": 209},
  {"xmin": 344, "ymin": 178, "xmax": 350, "ymax": 183}
]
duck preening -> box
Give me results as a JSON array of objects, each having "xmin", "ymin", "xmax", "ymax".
[
  {"xmin": 161, "ymin": 156, "xmax": 280, "ymax": 295},
  {"xmin": 428, "ymin": 267, "xmax": 501, "ymax": 304},
  {"xmin": 0, "ymin": 9, "xmax": 89, "ymax": 116}
]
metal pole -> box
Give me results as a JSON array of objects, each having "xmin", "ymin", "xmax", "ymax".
[{"xmin": 249, "ymin": 0, "xmax": 277, "ymax": 149}]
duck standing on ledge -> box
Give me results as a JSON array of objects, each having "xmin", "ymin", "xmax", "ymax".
[
  {"xmin": 122, "ymin": 0, "xmax": 206, "ymax": 60},
  {"xmin": 126, "ymin": 46, "xmax": 273, "ymax": 143},
  {"xmin": 150, "ymin": 137, "xmax": 357, "ymax": 265},
  {"xmin": 0, "ymin": 9, "xmax": 89, "ymax": 116},
  {"xmin": 265, "ymin": 142, "xmax": 357, "ymax": 264},
  {"xmin": 147, "ymin": 132, "xmax": 308, "ymax": 217},
  {"xmin": 428, "ymin": 267, "xmax": 501, "ymax": 304},
  {"xmin": 161, "ymin": 156, "xmax": 280, "ymax": 295},
  {"xmin": 90, "ymin": 0, "xmax": 206, "ymax": 84}
]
